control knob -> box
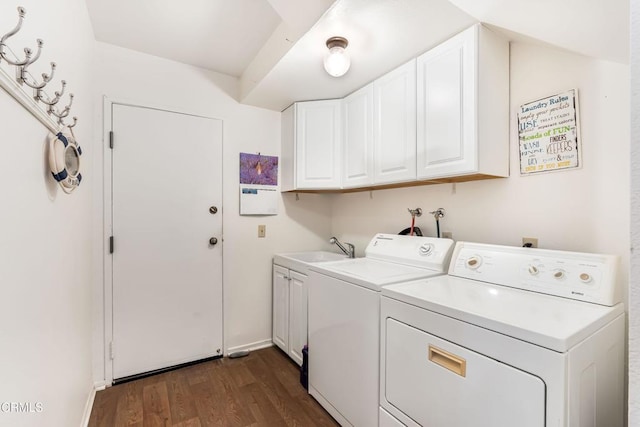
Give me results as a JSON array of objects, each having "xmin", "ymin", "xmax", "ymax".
[
  {"xmin": 579, "ymin": 273, "xmax": 592, "ymax": 283},
  {"xmin": 553, "ymin": 269, "xmax": 565, "ymax": 280},
  {"xmin": 466, "ymin": 256, "xmax": 482, "ymax": 269},
  {"xmin": 419, "ymin": 243, "xmax": 434, "ymax": 256}
]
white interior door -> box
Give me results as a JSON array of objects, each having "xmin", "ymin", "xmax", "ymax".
[{"xmin": 111, "ymin": 104, "xmax": 223, "ymax": 380}]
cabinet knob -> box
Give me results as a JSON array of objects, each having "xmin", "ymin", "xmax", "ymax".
[
  {"xmin": 209, "ymin": 237, "xmax": 218, "ymax": 245},
  {"xmin": 209, "ymin": 206, "xmax": 218, "ymax": 214}
]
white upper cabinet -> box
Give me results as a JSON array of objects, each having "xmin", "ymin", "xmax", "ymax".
[
  {"xmin": 373, "ymin": 59, "xmax": 417, "ymax": 185},
  {"xmin": 281, "ymin": 24, "xmax": 509, "ymax": 192},
  {"xmin": 416, "ymin": 24, "xmax": 509, "ymax": 180},
  {"xmin": 342, "ymin": 83, "xmax": 374, "ymax": 188},
  {"xmin": 281, "ymin": 100, "xmax": 342, "ymax": 191}
]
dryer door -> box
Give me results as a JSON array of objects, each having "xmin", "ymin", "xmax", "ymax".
[{"xmin": 384, "ymin": 319, "xmax": 545, "ymax": 427}]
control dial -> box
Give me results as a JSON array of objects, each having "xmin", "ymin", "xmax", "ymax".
[
  {"xmin": 553, "ymin": 269, "xmax": 565, "ymax": 280},
  {"xmin": 579, "ymin": 273, "xmax": 592, "ymax": 283},
  {"xmin": 528, "ymin": 265, "xmax": 540, "ymax": 276},
  {"xmin": 419, "ymin": 243, "xmax": 434, "ymax": 256},
  {"xmin": 466, "ymin": 256, "xmax": 482, "ymax": 270}
]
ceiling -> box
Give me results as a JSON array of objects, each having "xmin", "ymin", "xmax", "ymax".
[{"xmin": 86, "ymin": 0, "xmax": 629, "ymax": 112}]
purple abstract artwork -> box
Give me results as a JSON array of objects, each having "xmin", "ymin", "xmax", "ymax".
[{"xmin": 239, "ymin": 153, "xmax": 278, "ymax": 185}]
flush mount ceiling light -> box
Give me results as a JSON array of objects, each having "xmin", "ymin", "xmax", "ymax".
[{"xmin": 324, "ymin": 36, "xmax": 350, "ymax": 77}]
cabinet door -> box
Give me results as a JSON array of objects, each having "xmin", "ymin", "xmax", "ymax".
[
  {"xmin": 272, "ymin": 265, "xmax": 289, "ymax": 352},
  {"xmin": 416, "ymin": 26, "xmax": 476, "ymax": 179},
  {"xmin": 295, "ymin": 100, "xmax": 342, "ymax": 189},
  {"xmin": 288, "ymin": 271, "xmax": 308, "ymax": 366},
  {"xmin": 281, "ymin": 104, "xmax": 295, "ymax": 191},
  {"xmin": 373, "ymin": 59, "xmax": 417, "ymax": 184},
  {"xmin": 343, "ymin": 84, "xmax": 374, "ymax": 188}
]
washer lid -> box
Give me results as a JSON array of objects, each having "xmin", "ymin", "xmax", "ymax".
[
  {"xmin": 310, "ymin": 258, "xmax": 445, "ymax": 291},
  {"xmin": 382, "ymin": 276, "xmax": 624, "ymax": 352}
]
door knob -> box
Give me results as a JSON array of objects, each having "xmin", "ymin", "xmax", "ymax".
[{"xmin": 209, "ymin": 237, "xmax": 218, "ymax": 245}]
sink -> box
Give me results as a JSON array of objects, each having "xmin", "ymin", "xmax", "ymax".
[
  {"xmin": 281, "ymin": 251, "xmax": 348, "ymax": 263},
  {"xmin": 273, "ymin": 250, "xmax": 348, "ymax": 274}
]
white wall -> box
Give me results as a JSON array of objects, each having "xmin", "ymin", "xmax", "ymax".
[
  {"xmin": 629, "ymin": 0, "xmax": 640, "ymax": 423},
  {"xmin": 0, "ymin": 0, "xmax": 95, "ymax": 426},
  {"xmin": 91, "ymin": 43, "xmax": 333, "ymax": 383}
]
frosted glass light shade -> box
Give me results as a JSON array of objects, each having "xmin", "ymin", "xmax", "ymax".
[{"xmin": 324, "ymin": 37, "xmax": 350, "ymax": 77}]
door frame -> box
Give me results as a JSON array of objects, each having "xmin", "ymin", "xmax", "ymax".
[{"xmin": 101, "ymin": 96, "xmax": 224, "ymax": 385}]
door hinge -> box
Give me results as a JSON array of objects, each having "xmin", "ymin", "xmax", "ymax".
[
  {"xmin": 109, "ymin": 341, "xmax": 115, "ymax": 360},
  {"xmin": 109, "ymin": 236, "xmax": 114, "ymax": 254},
  {"xmin": 109, "ymin": 131, "xmax": 114, "ymax": 149}
]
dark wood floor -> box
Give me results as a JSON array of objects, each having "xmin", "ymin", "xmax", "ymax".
[{"xmin": 89, "ymin": 346, "xmax": 339, "ymax": 427}]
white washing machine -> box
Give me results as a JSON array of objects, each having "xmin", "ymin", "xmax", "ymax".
[
  {"xmin": 308, "ymin": 233, "xmax": 455, "ymax": 427},
  {"xmin": 380, "ymin": 241, "xmax": 625, "ymax": 427}
]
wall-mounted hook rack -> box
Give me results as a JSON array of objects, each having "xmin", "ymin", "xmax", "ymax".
[{"xmin": 0, "ymin": 6, "xmax": 78, "ymax": 134}]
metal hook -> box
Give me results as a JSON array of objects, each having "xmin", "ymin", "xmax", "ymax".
[
  {"xmin": 0, "ymin": 7, "xmax": 42, "ymax": 67},
  {"xmin": 24, "ymin": 61, "xmax": 55, "ymax": 90},
  {"xmin": 37, "ymin": 79, "xmax": 65, "ymax": 106},
  {"xmin": 66, "ymin": 116, "xmax": 78, "ymax": 129},
  {"xmin": 19, "ymin": 43, "xmax": 55, "ymax": 90},
  {"xmin": 49, "ymin": 93, "xmax": 73, "ymax": 123}
]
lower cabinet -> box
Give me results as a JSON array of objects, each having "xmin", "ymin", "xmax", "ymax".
[{"xmin": 272, "ymin": 264, "xmax": 307, "ymax": 366}]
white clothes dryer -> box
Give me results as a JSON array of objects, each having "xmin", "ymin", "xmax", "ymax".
[
  {"xmin": 380, "ymin": 241, "xmax": 625, "ymax": 427},
  {"xmin": 308, "ymin": 233, "xmax": 455, "ymax": 427}
]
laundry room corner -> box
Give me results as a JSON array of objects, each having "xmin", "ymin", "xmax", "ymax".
[{"xmin": 330, "ymin": 38, "xmax": 630, "ymax": 306}]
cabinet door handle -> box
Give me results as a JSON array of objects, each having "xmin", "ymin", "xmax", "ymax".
[
  {"xmin": 428, "ymin": 345, "xmax": 466, "ymax": 377},
  {"xmin": 283, "ymin": 276, "xmax": 290, "ymax": 280}
]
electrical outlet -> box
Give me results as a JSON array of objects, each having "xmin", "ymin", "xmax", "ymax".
[
  {"xmin": 442, "ymin": 231, "xmax": 453, "ymax": 239},
  {"xmin": 522, "ymin": 237, "xmax": 538, "ymax": 248},
  {"xmin": 258, "ymin": 225, "xmax": 266, "ymax": 238}
]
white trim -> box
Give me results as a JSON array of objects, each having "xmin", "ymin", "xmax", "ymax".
[
  {"xmin": 102, "ymin": 94, "xmax": 219, "ymax": 121},
  {"xmin": 226, "ymin": 339, "xmax": 273, "ymax": 356},
  {"xmin": 102, "ymin": 96, "xmax": 114, "ymax": 385},
  {"xmin": 0, "ymin": 64, "xmax": 60, "ymax": 134},
  {"xmin": 79, "ymin": 383, "xmax": 97, "ymax": 427},
  {"xmin": 93, "ymin": 381, "xmax": 108, "ymax": 391}
]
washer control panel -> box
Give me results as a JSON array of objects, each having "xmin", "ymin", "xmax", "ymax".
[
  {"xmin": 450, "ymin": 242, "xmax": 620, "ymax": 306},
  {"xmin": 365, "ymin": 234, "xmax": 455, "ymax": 271}
]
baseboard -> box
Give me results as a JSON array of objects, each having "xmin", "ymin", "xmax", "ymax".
[
  {"xmin": 80, "ymin": 383, "xmax": 98, "ymax": 427},
  {"xmin": 93, "ymin": 380, "xmax": 108, "ymax": 391},
  {"xmin": 226, "ymin": 339, "xmax": 273, "ymax": 356}
]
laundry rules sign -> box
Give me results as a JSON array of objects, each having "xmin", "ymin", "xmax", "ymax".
[{"xmin": 517, "ymin": 89, "xmax": 581, "ymax": 175}]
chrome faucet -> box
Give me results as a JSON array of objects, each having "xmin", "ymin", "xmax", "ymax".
[{"xmin": 330, "ymin": 236, "xmax": 355, "ymax": 258}]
